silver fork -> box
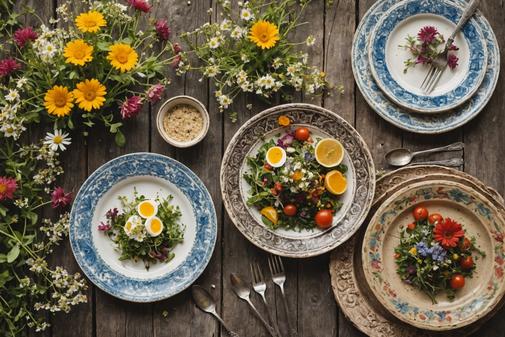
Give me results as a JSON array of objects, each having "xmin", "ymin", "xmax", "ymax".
[
  {"xmin": 251, "ymin": 262, "xmax": 283, "ymax": 337},
  {"xmin": 268, "ymin": 255, "xmax": 297, "ymax": 337},
  {"xmin": 421, "ymin": 0, "xmax": 480, "ymax": 94}
]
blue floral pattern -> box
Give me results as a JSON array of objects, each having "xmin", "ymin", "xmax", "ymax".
[
  {"xmin": 69, "ymin": 153, "xmax": 217, "ymax": 302},
  {"xmin": 353, "ymin": 0, "xmax": 500, "ymax": 134},
  {"xmin": 369, "ymin": 0, "xmax": 487, "ymax": 113}
]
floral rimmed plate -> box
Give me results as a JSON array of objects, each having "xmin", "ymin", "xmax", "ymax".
[
  {"xmin": 330, "ymin": 165, "xmax": 505, "ymax": 337},
  {"xmin": 69, "ymin": 153, "xmax": 217, "ymax": 302},
  {"xmin": 368, "ymin": 0, "xmax": 487, "ymax": 113},
  {"xmin": 361, "ymin": 180, "xmax": 505, "ymax": 330},
  {"xmin": 352, "ymin": 0, "xmax": 500, "ymax": 133},
  {"xmin": 221, "ymin": 103, "xmax": 375, "ymax": 258}
]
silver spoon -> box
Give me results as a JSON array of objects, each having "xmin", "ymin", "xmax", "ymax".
[
  {"xmin": 385, "ymin": 142, "xmax": 464, "ymax": 167},
  {"xmin": 409, "ymin": 157, "xmax": 464, "ymax": 167},
  {"xmin": 230, "ymin": 273, "xmax": 279, "ymax": 337},
  {"xmin": 192, "ymin": 285, "xmax": 239, "ymax": 337}
]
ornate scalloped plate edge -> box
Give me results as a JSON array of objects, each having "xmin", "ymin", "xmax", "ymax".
[
  {"xmin": 330, "ymin": 166, "xmax": 505, "ymax": 336},
  {"xmin": 69, "ymin": 152, "xmax": 218, "ymax": 302},
  {"xmin": 220, "ymin": 103, "xmax": 376, "ymax": 258}
]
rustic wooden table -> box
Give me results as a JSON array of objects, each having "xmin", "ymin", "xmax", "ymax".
[{"xmin": 26, "ymin": 0, "xmax": 505, "ymax": 336}]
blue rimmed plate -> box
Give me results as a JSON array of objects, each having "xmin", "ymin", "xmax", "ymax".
[
  {"xmin": 369, "ymin": 0, "xmax": 488, "ymax": 114},
  {"xmin": 69, "ymin": 153, "xmax": 217, "ymax": 302},
  {"xmin": 353, "ymin": 0, "xmax": 500, "ymax": 133}
]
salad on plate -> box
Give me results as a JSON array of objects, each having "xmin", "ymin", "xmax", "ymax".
[
  {"xmin": 98, "ymin": 189, "xmax": 185, "ymax": 270},
  {"xmin": 244, "ymin": 115, "xmax": 348, "ymax": 231}
]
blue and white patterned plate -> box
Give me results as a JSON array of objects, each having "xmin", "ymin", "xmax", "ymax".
[
  {"xmin": 353, "ymin": 0, "xmax": 500, "ymax": 133},
  {"xmin": 369, "ymin": 0, "xmax": 488, "ymax": 114},
  {"xmin": 69, "ymin": 153, "xmax": 217, "ymax": 302}
]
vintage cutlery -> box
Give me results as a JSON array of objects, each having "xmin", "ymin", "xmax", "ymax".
[
  {"xmin": 409, "ymin": 157, "xmax": 464, "ymax": 167},
  {"xmin": 421, "ymin": 0, "xmax": 480, "ymax": 93},
  {"xmin": 230, "ymin": 273, "xmax": 278, "ymax": 337},
  {"xmin": 250, "ymin": 262, "xmax": 283, "ymax": 337},
  {"xmin": 268, "ymin": 255, "xmax": 297, "ymax": 337},
  {"xmin": 385, "ymin": 142, "xmax": 464, "ymax": 167},
  {"xmin": 192, "ymin": 285, "xmax": 239, "ymax": 337}
]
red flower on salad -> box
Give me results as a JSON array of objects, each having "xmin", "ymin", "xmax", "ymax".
[
  {"xmin": 433, "ymin": 218, "xmax": 465, "ymax": 248},
  {"xmin": 447, "ymin": 54, "xmax": 459, "ymax": 69},
  {"xmin": 417, "ymin": 26, "xmax": 438, "ymax": 44}
]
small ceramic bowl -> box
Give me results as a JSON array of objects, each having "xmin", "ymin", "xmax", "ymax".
[{"xmin": 156, "ymin": 95, "xmax": 210, "ymax": 148}]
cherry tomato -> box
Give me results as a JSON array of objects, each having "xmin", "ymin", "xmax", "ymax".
[
  {"xmin": 460, "ymin": 256, "xmax": 474, "ymax": 270},
  {"xmin": 450, "ymin": 274, "xmax": 465, "ymax": 289},
  {"xmin": 413, "ymin": 206, "xmax": 429, "ymax": 221},
  {"xmin": 263, "ymin": 163, "xmax": 273, "ymax": 171},
  {"xmin": 270, "ymin": 188, "xmax": 278, "ymax": 196},
  {"xmin": 315, "ymin": 210, "xmax": 333, "ymax": 229},
  {"xmin": 460, "ymin": 237, "xmax": 472, "ymax": 251},
  {"xmin": 394, "ymin": 253, "xmax": 401, "ymax": 259},
  {"xmin": 274, "ymin": 182, "xmax": 283, "ymax": 192},
  {"xmin": 428, "ymin": 213, "xmax": 443, "ymax": 224},
  {"xmin": 283, "ymin": 204, "xmax": 297, "ymax": 217},
  {"xmin": 407, "ymin": 223, "xmax": 416, "ymax": 231},
  {"xmin": 294, "ymin": 127, "xmax": 310, "ymax": 142}
]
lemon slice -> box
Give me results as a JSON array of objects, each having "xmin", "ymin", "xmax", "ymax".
[
  {"xmin": 315, "ymin": 138, "xmax": 344, "ymax": 168},
  {"xmin": 324, "ymin": 170, "xmax": 347, "ymax": 195}
]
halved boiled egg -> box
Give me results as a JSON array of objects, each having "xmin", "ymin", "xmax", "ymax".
[
  {"xmin": 124, "ymin": 215, "xmax": 142, "ymax": 236},
  {"xmin": 137, "ymin": 199, "xmax": 158, "ymax": 219},
  {"xmin": 266, "ymin": 146, "xmax": 286, "ymax": 168},
  {"xmin": 145, "ymin": 216, "xmax": 164, "ymax": 237}
]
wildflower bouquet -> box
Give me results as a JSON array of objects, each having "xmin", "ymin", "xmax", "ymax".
[
  {"xmin": 401, "ymin": 26, "xmax": 459, "ymax": 73},
  {"xmin": 179, "ymin": 0, "xmax": 330, "ymax": 119},
  {"xmin": 98, "ymin": 190, "xmax": 185, "ymax": 270},
  {"xmin": 1, "ymin": 0, "xmax": 180, "ymax": 145},
  {"xmin": 394, "ymin": 206, "xmax": 484, "ymax": 303}
]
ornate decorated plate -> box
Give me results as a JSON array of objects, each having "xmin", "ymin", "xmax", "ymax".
[
  {"xmin": 221, "ymin": 103, "xmax": 375, "ymax": 258},
  {"xmin": 330, "ymin": 165, "xmax": 505, "ymax": 337},
  {"xmin": 353, "ymin": 0, "xmax": 500, "ymax": 133},
  {"xmin": 361, "ymin": 180, "xmax": 505, "ymax": 330},
  {"xmin": 368, "ymin": 0, "xmax": 487, "ymax": 113},
  {"xmin": 70, "ymin": 153, "xmax": 217, "ymax": 302}
]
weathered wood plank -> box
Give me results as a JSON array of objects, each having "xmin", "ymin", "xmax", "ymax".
[
  {"xmin": 150, "ymin": 0, "xmax": 222, "ymax": 337},
  {"xmin": 464, "ymin": 0, "xmax": 505, "ymax": 336}
]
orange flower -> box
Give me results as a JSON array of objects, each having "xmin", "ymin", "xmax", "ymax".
[{"xmin": 278, "ymin": 115, "xmax": 291, "ymax": 126}]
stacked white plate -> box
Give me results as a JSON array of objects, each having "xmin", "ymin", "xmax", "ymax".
[{"xmin": 353, "ymin": 0, "xmax": 500, "ymax": 134}]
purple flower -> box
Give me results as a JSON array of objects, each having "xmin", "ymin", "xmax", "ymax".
[
  {"xmin": 431, "ymin": 243, "xmax": 447, "ymax": 262},
  {"xmin": 155, "ymin": 19, "xmax": 170, "ymax": 41},
  {"xmin": 127, "ymin": 0, "xmax": 151, "ymax": 13},
  {"xmin": 106, "ymin": 208, "xmax": 118, "ymax": 220},
  {"xmin": 416, "ymin": 54, "xmax": 429, "ymax": 65},
  {"xmin": 447, "ymin": 54, "xmax": 459, "ymax": 69},
  {"xmin": 173, "ymin": 43, "xmax": 182, "ymax": 54},
  {"xmin": 120, "ymin": 95, "xmax": 142, "ymax": 119},
  {"xmin": 13, "ymin": 26, "xmax": 38, "ymax": 48},
  {"xmin": 406, "ymin": 265, "xmax": 417, "ymax": 275},
  {"xmin": 277, "ymin": 133, "xmax": 294, "ymax": 148},
  {"xmin": 304, "ymin": 152, "xmax": 313, "ymax": 162},
  {"xmin": 416, "ymin": 241, "xmax": 432, "ymax": 257},
  {"xmin": 417, "ymin": 26, "xmax": 438, "ymax": 44},
  {"xmin": 51, "ymin": 187, "xmax": 72, "ymax": 208},
  {"xmin": 98, "ymin": 222, "xmax": 111, "ymax": 231},
  {"xmin": 146, "ymin": 83, "xmax": 165, "ymax": 103}
]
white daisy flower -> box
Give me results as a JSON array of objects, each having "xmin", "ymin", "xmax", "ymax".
[
  {"xmin": 240, "ymin": 8, "xmax": 253, "ymax": 21},
  {"xmin": 5, "ymin": 89, "xmax": 19, "ymax": 102},
  {"xmin": 0, "ymin": 123, "xmax": 16, "ymax": 137},
  {"xmin": 230, "ymin": 26, "xmax": 245, "ymax": 39},
  {"xmin": 220, "ymin": 19, "xmax": 232, "ymax": 31},
  {"xmin": 218, "ymin": 95, "xmax": 232, "ymax": 109},
  {"xmin": 16, "ymin": 77, "xmax": 28, "ymax": 88},
  {"xmin": 257, "ymin": 74, "xmax": 275, "ymax": 89},
  {"xmin": 44, "ymin": 129, "xmax": 71, "ymax": 152},
  {"xmin": 208, "ymin": 37, "xmax": 221, "ymax": 49},
  {"xmin": 204, "ymin": 65, "xmax": 220, "ymax": 78}
]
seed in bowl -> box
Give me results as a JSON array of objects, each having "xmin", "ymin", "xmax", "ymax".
[{"xmin": 163, "ymin": 104, "xmax": 204, "ymax": 142}]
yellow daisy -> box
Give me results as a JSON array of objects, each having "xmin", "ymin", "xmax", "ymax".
[
  {"xmin": 44, "ymin": 86, "xmax": 74, "ymax": 117},
  {"xmin": 73, "ymin": 79, "xmax": 107, "ymax": 112},
  {"xmin": 75, "ymin": 11, "xmax": 106, "ymax": 33},
  {"xmin": 64, "ymin": 39, "xmax": 94, "ymax": 66},
  {"xmin": 107, "ymin": 43, "xmax": 138, "ymax": 73},
  {"xmin": 249, "ymin": 20, "xmax": 280, "ymax": 49}
]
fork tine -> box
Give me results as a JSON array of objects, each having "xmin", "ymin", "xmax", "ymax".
[
  {"xmin": 267, "ymin": 255, "xmax": 274, "ymax": 276},
  {"xmin": 250, "ymin": 262, "xmax": 257, "ymax": 283},
  {"xmin": 421, "ymin": 65, "xmax": 436, "ymax": 89},
  {"xmin": 257, "ymin": 262, "xmax": 265, "ymax": 282},
  {"xmin": 276, "ymin": 255, "xmax": 285, "ymax": 273},
  {"xmin": 426, "ymin": 68, "xmax": 444, "ymax": 94}
]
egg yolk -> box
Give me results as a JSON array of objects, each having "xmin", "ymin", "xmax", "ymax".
[
  {"xmin": 139, "ymin": 202, "xmax": 155, "ymax": 217},
  {"xmin": 125, "ymin": 221, "xmax": 132, "ymax": 231},
  {"xmin": 150, "ymin": 218, "xmax": 162, "ymax": 233},
  {"xmin": 268, "ymin": 147, "xmax": 283, "ymax": 164}
]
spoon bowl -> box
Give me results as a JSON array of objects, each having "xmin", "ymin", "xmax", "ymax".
[
  {"xmin": 385, "ymin": 148, "xmax": 413, "ymax": 167},
  {"xmin": 192, "ymin": 285, "xmax": 216, "ymax": 313}
]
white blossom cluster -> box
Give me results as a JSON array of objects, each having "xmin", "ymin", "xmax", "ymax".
[{"xmin": 40, "ymin": 212, "xmax": 70, "ymax": 253}]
